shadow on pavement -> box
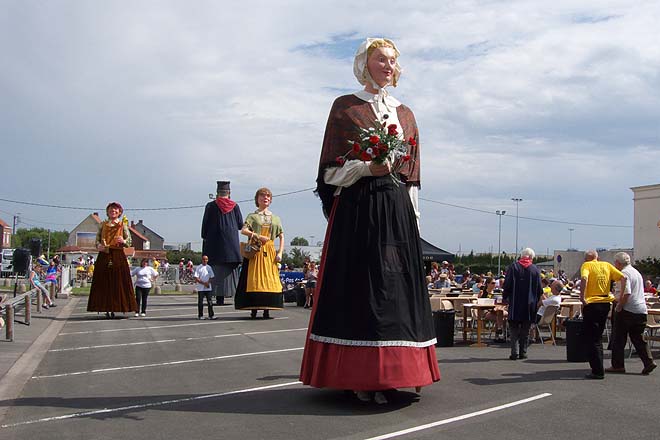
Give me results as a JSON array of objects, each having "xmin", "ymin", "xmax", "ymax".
[
  {"xmin": 0, "ymin": 387, "xmax": 420, "ymax": 421},
  {"xmin": 464, "ymin": 368, "xmax": 586, "ymax": 385}
]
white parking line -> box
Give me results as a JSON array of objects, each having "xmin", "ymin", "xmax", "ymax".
[
  {"xmin": 32, "ymin": 347, "xmax": 304, "ymax": 379},
  {"xmin": 58, "ymin": 317, "xmax": 289, "ymax": 336},
  {"xmin": 49, "ymin": 328, "xmax": 307, "ymax": 352},
  {"xmin": 48, "ymin": 339, "xmax": 178, "ymax": 352},
  {"xmin": 185, "ymin": 327, "xmax": 308, "ymax": 341},
  {"xmin": 1, "ymin": 381, "xmax": 302, "ymax": 428},
  {"xmin": 69, "ymin": 306, "xmax": 196, "ymax": 316},
  {"xmin": 363, "ymin": 393, "xmax": 552, "ymax": 440},
  {"xmin": 66, "ymin": 309, "xmax": 244, "ymax": 323}
]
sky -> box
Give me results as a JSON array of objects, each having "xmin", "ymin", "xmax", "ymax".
[{"xmin": 1, "ymin": 0, "xmax": 659, "ymax": 256}]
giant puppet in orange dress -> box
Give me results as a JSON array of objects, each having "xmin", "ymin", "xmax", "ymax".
[{"xmin": 87, "ymin": 201, "xmax": 138, "ymax": 318}]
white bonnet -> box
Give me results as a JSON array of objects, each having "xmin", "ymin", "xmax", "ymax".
[{"xmin": 353, "ymin": 37, "xmax": 402, "ymax": 88}]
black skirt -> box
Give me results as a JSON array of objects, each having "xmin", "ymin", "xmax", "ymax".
[{"xmin": 311, "ymin": 175, "xmax": 435, "ymax": 345}]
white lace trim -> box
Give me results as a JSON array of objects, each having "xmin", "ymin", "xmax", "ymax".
[{"xmin": 309, "ymin": 333, "xmax": 436, "ymax": 348}]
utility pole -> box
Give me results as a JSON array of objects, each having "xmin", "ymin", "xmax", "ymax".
[
  {"xmin": 12, "ymin": 213, "xmax": 20, "ymax": 235},
  {"xmin": 511, "ymin": 198, "xmax": 522, "ymax": 257},
  {"xmin": 496, "ymin": 210, "xmax": 506, "ymax": 276}
]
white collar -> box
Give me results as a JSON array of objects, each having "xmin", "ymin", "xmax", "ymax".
[{"xmin": 353, "ymin": 90, "xmax": 401, "ymax": 107}]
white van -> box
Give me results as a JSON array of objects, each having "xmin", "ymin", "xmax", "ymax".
[{"xmin": 1, "ymin": 248, "xmax": 14, "ymax": 272}]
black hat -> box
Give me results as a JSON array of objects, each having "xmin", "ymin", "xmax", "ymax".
[{"xmin": 216, "ymin": 181, "xmax": 231, "ymax": 193}]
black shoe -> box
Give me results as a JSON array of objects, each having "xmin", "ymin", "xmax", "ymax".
[
  {"xmin": 642, "ymin": 363, "xmax": 657, "ymax": 375},
  {"xmin": 519, "ymin": 353, "xmax": 528, "ymax": 360},
  {"xmin": 250, "ymin": 310, "xmax": 257, "ymax": 319},
  {"xmin": 49, "ymin": 303, "xmax": 57, "ymax": 307},
  {"xmin": 105, "ymin": 312, "xmax": 111, "ymax": 319},
  {"xmin": 263, "ymin": 310, "xmax": 270, "ymax": 319},
  {"xmin": 584, "ymin": 373, "xmax": 605, "ymax": 380},
  {"xmin": 509, "ymin": 354, "xmax": 518, "ymax": 360},
  {"xmin": 110, "ymin": 312, "xmax": 115, "ymax": 319}
]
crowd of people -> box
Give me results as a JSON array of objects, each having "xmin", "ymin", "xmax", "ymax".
[{"xmin": 426, "ymin": 247, "xmax": 659, "ymax": 377}]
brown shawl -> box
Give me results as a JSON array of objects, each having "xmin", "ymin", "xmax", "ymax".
[{"xmin": 316, "ymin": 94, "xmax": 421, "ymax": 217}]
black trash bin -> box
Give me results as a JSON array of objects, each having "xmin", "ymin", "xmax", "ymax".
[
  {"xmin": 295, "ymin": 287, "xmax": 307, "ymax": 307},
  {"xmin": 433, "ymin": 310, "xmax": 455, "ymax": 347},
  {"xmin": 565, "ymin": 318, "xmax": 589, "ymax": 362}
]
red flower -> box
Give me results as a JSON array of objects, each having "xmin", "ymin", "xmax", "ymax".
[
  {"xmin": 402, "ymin": 155, "xmax": 411, "ymax": 162},
  {"xmin": 336, "ymin": 156, "xmax": 346, "ymax": 165},
  {"xmin": 387, "ymin": 124, "xmax": 398, "ymax": 135},
  {"xmin": 352, "ymin": 142, "xmax": 361, "ymax": 153},
  {"xmin": 369, "ymin": 135, "xmax": 380, "ymax": 144},
  {"xmin": 408, "ymin": 137, "xmax": 417, "ymax": 147},
  {"xmin": 360, "ymin": 151, "xmax": 371, "ymax": 161}
]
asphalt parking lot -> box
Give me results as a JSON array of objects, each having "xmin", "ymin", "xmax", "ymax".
[{"xmin": 1, "ymin": 294, "xmax": 659, "ymax": 440}]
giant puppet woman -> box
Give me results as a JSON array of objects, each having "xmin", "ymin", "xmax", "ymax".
[
  {"xmin": 300, "ymin": 38, "xmax": 440, "ymax": 403},
  {"xmin": 87, "ymin": 201, "xmax": 138, "ymax": 318}
]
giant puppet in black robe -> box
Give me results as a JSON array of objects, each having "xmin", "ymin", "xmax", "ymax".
[{"xmin": 201, "ymin": 181, "xmax": 243, "ymax": 304}]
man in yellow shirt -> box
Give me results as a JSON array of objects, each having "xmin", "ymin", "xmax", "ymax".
[{"xmin": 579, "ymin": 249, "xmax": 626, "ymax": 379}]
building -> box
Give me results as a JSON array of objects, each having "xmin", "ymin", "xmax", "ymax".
[
  {"xmin": 553, "ymin": 248, "xmax": 634, "ymax": 280},
  {"xmin": 130, "ymin": 220, "xmax": 165, "ymax": 250},
  {"xmin": 0, "ymin": 217, "xmax": 11, "ymax": 250},
  {"xmin": 631, "ymin": 183, "xmax": 660, "ymax": 261}
]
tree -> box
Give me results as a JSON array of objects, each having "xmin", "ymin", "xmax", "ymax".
[
  {"xmin": 634, "ymin": 257, "xmax": 660, "ymax": 279},
  {"xmin": 290, "ymin": 236, "xmax": 309, "ymax": 246},
  {"xmin": 13, "ymin": 227, "xmax": 69, "ymax": 257},
  {"xmin": 282, "ymin": 247, "xmax": 310, "ymax": 269},
  {"xmin": 166, "ymin": 250, "xmax": 203, "ymax": 265}
]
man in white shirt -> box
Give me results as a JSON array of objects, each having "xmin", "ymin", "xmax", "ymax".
[
  {"xmin": 606, "ymin": 252, "xmax": 656, "ymax": 375},
  {"xmin": 194, "ymin": 255, "xmax": 216, "ymax": 320},
  {"xmin": 536, "ymin": 279, "xmax": 563, "ymax": 322}
]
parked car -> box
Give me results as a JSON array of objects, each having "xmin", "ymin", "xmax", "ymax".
[{"xmin": 1, "ymin": 248, "xmax": 15, "ymax": 273}]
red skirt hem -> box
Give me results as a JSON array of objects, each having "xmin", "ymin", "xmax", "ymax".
[{"xmin": 299, "ymin": 339, "xmax": 441, "ymax": 390}]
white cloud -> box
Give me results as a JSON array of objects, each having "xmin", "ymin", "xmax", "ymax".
[{"xmin": 1, "ymin": 0, "xmax": 658, "ymax": 256}]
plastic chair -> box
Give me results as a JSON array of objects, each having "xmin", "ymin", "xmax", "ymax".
[
  {"xmin": 452, "ymin": 298, "xmax": 473, "ymax": 333},
  {"xmin": 532, "ymin": 305, "xmax": 559, "ymax": 346},
  {"xmin": 645, "ymin": 312, "xmax": 660, "ymax": 349}
]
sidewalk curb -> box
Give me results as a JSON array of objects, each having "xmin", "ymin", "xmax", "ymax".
[{"xmin": 0, "ymin": 297, "xmax": 79, "ymax": 423}]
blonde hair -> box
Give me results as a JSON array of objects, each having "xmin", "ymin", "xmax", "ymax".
[
  {"xmin": 367, "ymin": 39, "xmax": 395, "ymax": 57},
  {"xmin": 254, "ymin": 187, "xmax": 273, "ymax": 207}
]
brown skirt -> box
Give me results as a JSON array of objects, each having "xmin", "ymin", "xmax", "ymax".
[{"xmin": 87, "ymin": 248, "xmax": 137, "ymax": 313}]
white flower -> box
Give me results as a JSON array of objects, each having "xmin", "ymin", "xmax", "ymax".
[{"xmin": 366, "ymin": 147, "xmax": 373, "ymax": 156}]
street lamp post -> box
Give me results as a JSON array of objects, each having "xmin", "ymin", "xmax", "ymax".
[
  {"xmin": 496, "ymin": 210, "xmax": 506, "ymax": 276},
  {"xmin": 568, "ymin": 228, "xmax": 574, "ymax": 250},
  {"xmin": 511, "ymin": 198, "xmax": 522, "ymax": 257},
  {"xmin": 12, "ymin": 213, "xmax": 21, "ymax": 235}
]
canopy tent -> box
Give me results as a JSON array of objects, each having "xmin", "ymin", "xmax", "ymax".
[{"xmin": 420, "ymin": 238, "xmax": 455, "ymax": 263}]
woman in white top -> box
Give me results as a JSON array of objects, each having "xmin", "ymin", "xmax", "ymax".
[{"xmin": 131, "ymin": 259, "xmax": 158, "ymax": 316}]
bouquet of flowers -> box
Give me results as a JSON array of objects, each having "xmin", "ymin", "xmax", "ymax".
[{"xmin": 336, "ymin": 121, "xmax": 415, "ymax": 183}]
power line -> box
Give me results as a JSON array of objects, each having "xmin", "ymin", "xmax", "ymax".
[
  {"xmin": 2, "ymin": 190, "xmax": 632, "ymax": 229},
  {"xmin": 419, "ymin": 197, "xmax": 631, "ymax": 228},
  {"xmin": 0, "ymin": 188, "xmax": 316, "ymax": 212}
]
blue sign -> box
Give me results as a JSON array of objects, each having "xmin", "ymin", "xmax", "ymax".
[
  {"xmin": 280, "ymin": 271, "xmax": 305, "ymax": 288},
  {"xmin": 556, "ymin": 254, "xmax": 562, "ymax": 263}
]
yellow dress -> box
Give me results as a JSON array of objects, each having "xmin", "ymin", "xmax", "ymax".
[{"xmin": 235, "ymin": 212, "xmax": 284, "ymax": 311}]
